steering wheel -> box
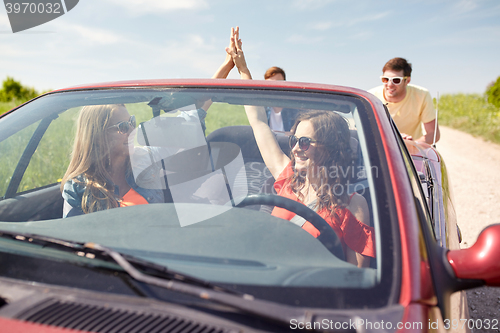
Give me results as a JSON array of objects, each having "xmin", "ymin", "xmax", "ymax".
[{"xmin": 236, "ymin": 194, "xmax": 345, "ymax": 260}]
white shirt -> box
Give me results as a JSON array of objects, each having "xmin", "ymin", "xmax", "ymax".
[{"xmin": 268, "ymin": 108, "xmax": 285, "ymax": 132}]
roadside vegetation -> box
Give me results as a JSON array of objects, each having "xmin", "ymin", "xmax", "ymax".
[
  {"xmin": 0, "ymin": 77, "xmax": 41, "ymax": 116},
  {"xmin": 437, "ymin": 76, "xmax": 500, "ymax": 145}
]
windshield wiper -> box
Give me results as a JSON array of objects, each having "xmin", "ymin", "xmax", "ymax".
[
  {"xmin": 0, "ymin": 230, "xmax": 311, "ymax": 328},
  {"xmin": 0, "ymin": 230, "xmax": 237, "ymax": 294}
]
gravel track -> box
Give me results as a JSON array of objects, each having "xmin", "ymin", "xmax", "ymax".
[{"xmin": 435, "ymin": 126, "xmax": 500, "ymax": 332}]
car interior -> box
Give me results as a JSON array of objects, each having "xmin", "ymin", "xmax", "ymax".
[
  {"xmin": 0, "ymin": 125, "xmax": 370, "ymax": 227},
  {"xmin": 0, "ymin": 90, "xmax": 372, "ymax": 232}
]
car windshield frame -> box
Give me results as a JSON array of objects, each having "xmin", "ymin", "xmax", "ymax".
[{"xmin": 0, "ymin": 86, "xmax": 401, "ymax": 310}]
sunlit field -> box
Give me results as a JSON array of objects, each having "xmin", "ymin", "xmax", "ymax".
[
  {"xmin": 0, "ymin": 101, "xmax": 19, "ymax": 116},
  {"xmin": 437, "ymin": 94, "xmax": 500, "ymax": 145}
]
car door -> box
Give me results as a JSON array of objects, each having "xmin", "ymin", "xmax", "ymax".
[{"xmin": 391, "ymin": 118, "xmax": 470, "ymax": 333}]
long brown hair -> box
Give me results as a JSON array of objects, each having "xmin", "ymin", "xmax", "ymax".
[
  {"xmin": 61, "ymin": 104, "xmax": 125, "ymax": 213},
  {"xmin": 288, "ymin": 110, "xmax": 353, "ymax": 212}
]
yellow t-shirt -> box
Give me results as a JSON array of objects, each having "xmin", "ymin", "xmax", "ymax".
[{"xmin": 368, "ymin": 84, "xmax": 435, "ymax": 140}]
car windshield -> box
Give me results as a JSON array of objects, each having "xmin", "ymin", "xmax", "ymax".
[{"xmin": 0, "ymin": 86, "xmax": 397, "ymax": 309}]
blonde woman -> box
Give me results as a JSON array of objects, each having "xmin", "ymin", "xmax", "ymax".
[{"xmin": 61, "ymin": 104, "xmax": 164, "ymax": 217}]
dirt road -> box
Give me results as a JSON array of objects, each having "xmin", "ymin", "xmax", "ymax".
[
  {"xmin": 436, "ymin": 126, "xmax": 500, "ymax": 332},
  {"xmin": 437, "ymin": 127, "xmax": 500, "ymax": 248}
]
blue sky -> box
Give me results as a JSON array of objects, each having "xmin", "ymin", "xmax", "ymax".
[{"xmin": 0, "ymin": 0, "xmax": 499, "ymax": 98}]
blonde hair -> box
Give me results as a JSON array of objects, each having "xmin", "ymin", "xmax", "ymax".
[{"xmin": 61, "ymin": 104, "xmax": 125, "ymax": 213}]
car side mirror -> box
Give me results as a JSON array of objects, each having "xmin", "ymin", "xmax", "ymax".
[{"xmin": 448, "ymin": 223, "xmax": 500, "ymax": 286}]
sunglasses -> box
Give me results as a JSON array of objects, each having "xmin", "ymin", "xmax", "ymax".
[
  {"xmin": 107, "ymin": 115, "xmax": 136, "ymax": 134},
  {"xmin": 380, "ymin": 76, "xmax": 408, "ymax": 85},
  {"xmin": 289, "ymin": 135, "xmax": 317, "ymax": 151}
]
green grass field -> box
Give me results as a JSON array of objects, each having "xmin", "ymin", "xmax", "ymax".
[
  {"xmin": 0, "ymin": 101, "xmax": 19, "ymax": 116},
  {"xmin": 436, "ymin": 94, "xmax": 500, "ymax": 145}
]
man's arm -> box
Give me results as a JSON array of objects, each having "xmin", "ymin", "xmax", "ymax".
[
  {"xmin": 416, "ymin": 119, "xmax": 440, "ymax": 144},
  {"xmin": 211, "ymin": 52, "xmax": 234, "ymax": 79},
  {"xmin": 417, "ymin": 89, "xmax": 440, "ymax": 144}
]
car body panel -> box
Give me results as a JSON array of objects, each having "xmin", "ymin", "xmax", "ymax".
[{"xmin": 0, "ymin": 317, "xmax": 82, "ymax": 333}]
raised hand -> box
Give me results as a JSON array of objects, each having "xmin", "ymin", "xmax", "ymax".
[
  {"xmin": 223, "ymin": 27, "xmax": 236, "ymax": 68},
  {"xmin": 211, "ymin": 27, "xmax": 236, "ymax": 80},
  {"xmin": 226, "ymin": 26, "xmax": 252, "ymax": 80}
]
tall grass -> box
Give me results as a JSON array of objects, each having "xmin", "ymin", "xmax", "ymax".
[
  {"xmin": 0, "ymin": 101, "xmax": 19, "ymax": 116},
  {"xmin": 437, "ymin": 93, "xmax": 500, "ymax": 144},
  {"xmin": 205, "ymin": 103, "xmax": 248, "ymax": 135}
]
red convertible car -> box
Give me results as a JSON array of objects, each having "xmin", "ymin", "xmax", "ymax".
[{"xmin": 0, "ymin": 79, "xmax": 499, "ymax": 332}]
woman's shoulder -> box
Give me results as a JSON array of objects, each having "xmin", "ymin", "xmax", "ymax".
[
  {"xmin": 273, "ymin": 161, "xmax": 294, "ymax": 191},
  {"xmin": 348, "ymin": 192, "xmax": 365, "ymax": 206}
]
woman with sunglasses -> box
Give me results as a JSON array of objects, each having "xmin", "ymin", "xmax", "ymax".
[
  {"xmin": 226, "ymin": 27, "xmax": 374, "ymax": 267},
  {"xmin": 60, "ymin": 104, "xmax": 164, "ymax": 217}
]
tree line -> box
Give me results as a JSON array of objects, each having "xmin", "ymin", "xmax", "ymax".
[
  {"xmin": 486, "ymin": 76, "xmax": 500, "ymax": 108},
  {"xmin": 0, "ymin": 77, "xmax": 39, "ymax": 103},
  {"xmin": 1, "ymin": 75, "xmax": 499, "ymax": 107}
]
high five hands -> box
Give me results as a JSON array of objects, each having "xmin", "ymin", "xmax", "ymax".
[{"xmin": 225, "ymin": 27, "xmax": 252, "ymax": 80}]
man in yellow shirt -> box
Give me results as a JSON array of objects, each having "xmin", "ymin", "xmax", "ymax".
[{"xmin": 369, "ymin": 58, "xmax": 440, "ymax": 144}]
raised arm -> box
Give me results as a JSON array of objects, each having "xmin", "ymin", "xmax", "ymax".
[
  {"xmin": 212, "ymin": 27, "xmax": 236, "ymax": 80},
  {"xmin": 226, "ymin": 27, "xmax": 252, "ymax": 80},
  {"xmin": 244, "ymin": 105, "xmax": 290, "ymax": 179},
  {"xmin": 225, "ymin": 27, "xmax": 289, "ymax": 178}
]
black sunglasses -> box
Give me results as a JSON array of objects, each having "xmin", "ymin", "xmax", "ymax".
[
  {"xmin": 289, "ymin": 135, "xmax": 317, "ymax": 151},
  {"xmin": 107, "ymin": 115, "xmax": 136, "ymax": 134}
]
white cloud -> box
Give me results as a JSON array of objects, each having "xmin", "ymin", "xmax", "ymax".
[
  {"xmin": 52, "ymin": 21, "xmax": 127, "ymax": 44},
  {"xmin": 307, "ymin": 11, "xmax": 388, "ymax": 32},
  {"xmin": 150, "ymin": 34, "xmax": 222, "ymax": 75},
  {"xmin": 0, "ymin": 44, "xmax": 25, "ymax": 57},
  {"xmin": 344, "ymin": 12, "xmax": 389, "ymax": 27},
  {"xmin": 453, "ymin": 0, "xmax": 478, "ymax": 14},
  {"xmin": 427, "ymin": 25, "xmax": 500, "ymax": 47},
  {"xmin": 310, "ymin": 22, "xmax": 333, "ymax": 31},
  {"xmin": 291, "ymin": 0, "xmax": 335, "ymax": 11},
  {"xmin": 448, "ymin": 0, "xmax": 500, "ymax": 21},
  {"xmin": 286, "ymin": 34, "xmax": 324, "ymax": 44},
  {"xmin": 0, "ymin": 13, "xmax": 12, "ymax": 31},
  {"xmin": 102, "ymin": 0, "xmax": 209, "ymax": 14}
]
